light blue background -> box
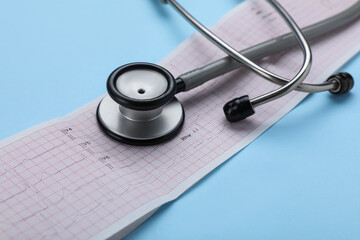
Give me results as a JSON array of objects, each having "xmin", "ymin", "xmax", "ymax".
[{"xmin": 0, "ymin": 1, "xmax": 359, "ymax": 239}]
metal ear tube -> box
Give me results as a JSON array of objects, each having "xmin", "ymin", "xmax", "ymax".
[
  {"xmin": 96, "ymin": 1, "xmax": 360, "ymax": 145},
  {"xmin": 222, "ymin": 72, "xmax": 355, "ymax": 122}
]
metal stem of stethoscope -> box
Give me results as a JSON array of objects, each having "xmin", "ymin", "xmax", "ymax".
[{"xmin": 164, "ymin": 0, "xmax": 312, "ymax": 110}]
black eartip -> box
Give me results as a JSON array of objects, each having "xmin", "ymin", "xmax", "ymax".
[
  {"xmin": 327, "ymin": 72, "xmax": 354, "ymax": 94},
  {"xmin": 223, "ymin": 95, "xmax": 255, "ymax": 122}
]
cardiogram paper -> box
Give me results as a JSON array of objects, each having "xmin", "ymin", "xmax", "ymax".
[{"xmin": 1, "ymin": 0, "xmax": 359, "ymax": 239}]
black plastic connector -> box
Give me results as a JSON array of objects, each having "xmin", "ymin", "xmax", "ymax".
[
  {"xmin": 327, "ymin": 72, "xmax": 354, "ymax": 94},
  {"xmin": 175, "ymin": 77, "xmax": 185, "ymax": 93},
  {"xmin": 223, "ymin": 95, "xmax": 255, "ymax": 122}
]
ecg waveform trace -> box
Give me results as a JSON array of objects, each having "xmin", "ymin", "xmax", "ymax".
[{"xmin": 1, "ymin": 0, "xmax": 359, "ymax": 239}]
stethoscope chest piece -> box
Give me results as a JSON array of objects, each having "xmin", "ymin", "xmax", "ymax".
[{"xmin": 97, "ymin": 63, "xmax": 184, "ymax": 145}]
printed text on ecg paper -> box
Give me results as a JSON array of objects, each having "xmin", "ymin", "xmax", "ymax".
[{"xmin": 1, "ymin": 0, "xmax": 359, "ymax": 239}]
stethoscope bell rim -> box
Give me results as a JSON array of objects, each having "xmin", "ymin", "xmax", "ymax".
[
  {"xmin": 107, "ymin": 62, "xmax": 177, "ymax": 111},
  {"xmin": 97, "ymin": 62, "xmax": 185, "ymax": 146}
]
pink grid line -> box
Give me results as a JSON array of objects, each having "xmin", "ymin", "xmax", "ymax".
[{"xmin": 0, "ymin": 0, "xmax": 359, "ymax": 239}]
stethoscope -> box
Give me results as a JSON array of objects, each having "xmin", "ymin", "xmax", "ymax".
[{"xmin": 97, "ymin": 0, "xmax": 359, "ymax": 145}]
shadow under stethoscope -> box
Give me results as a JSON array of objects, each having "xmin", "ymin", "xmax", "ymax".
[
  {"xmin": 150, "ymin": 0, "xmax": 171, "ymax": 17},
  {"xmin": 149, "ymin": 0, "xmax": 196, "ymax": 42}
]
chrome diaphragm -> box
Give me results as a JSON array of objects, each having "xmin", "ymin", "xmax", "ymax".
[{"xmin": 97, "ymin": 63, "xmax": 184, "ymax": 145}]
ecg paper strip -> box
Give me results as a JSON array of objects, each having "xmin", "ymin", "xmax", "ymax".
[{"xmin": 1, "ymin": 0, "xmax": 360, "ymax": 239}]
